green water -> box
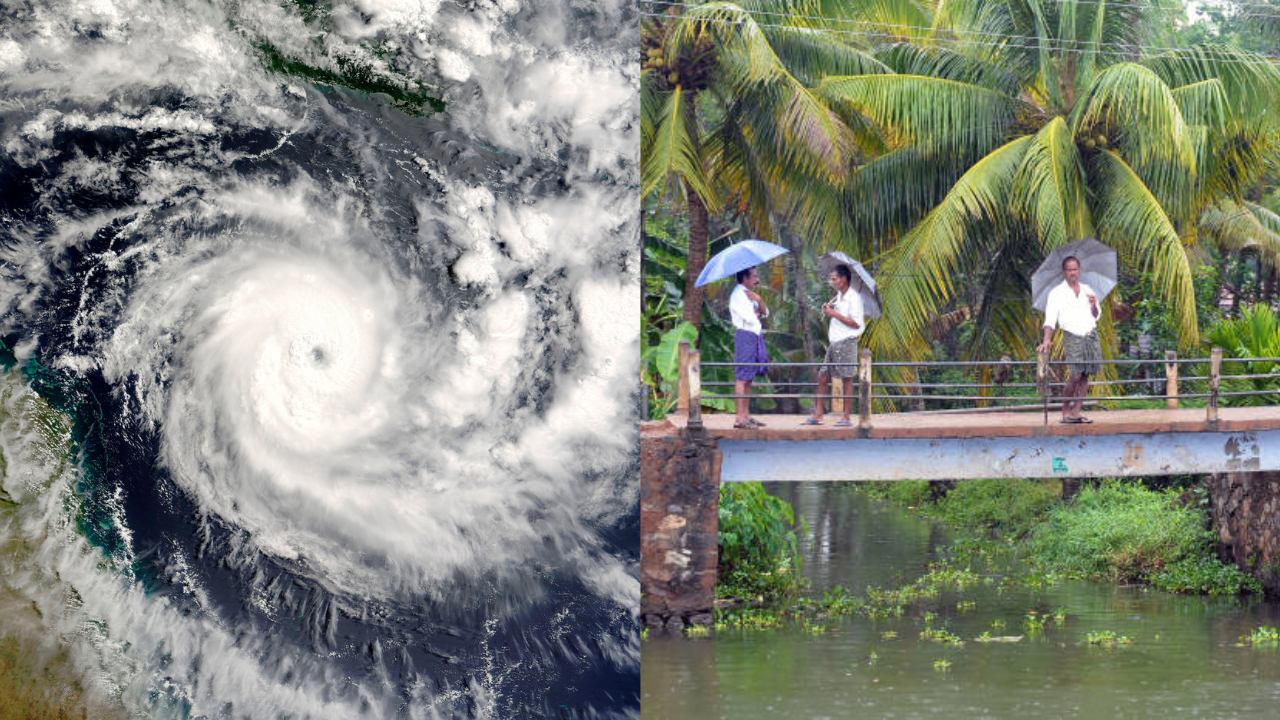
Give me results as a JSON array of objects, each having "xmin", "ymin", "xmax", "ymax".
[{"xmin": 641, "ymin": 484, "xmax": 1280, "ymax": 718}]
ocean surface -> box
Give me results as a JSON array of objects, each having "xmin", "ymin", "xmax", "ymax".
[{"xmin": 0, "ymin": 0, "xmax": 639, "ymax": 717}]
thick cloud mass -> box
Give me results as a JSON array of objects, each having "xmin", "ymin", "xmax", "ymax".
[{"xmin": 0, "ymin": 0, "xmax": 638, "ymax": 716}]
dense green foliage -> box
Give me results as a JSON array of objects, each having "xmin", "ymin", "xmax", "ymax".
[
  {"xmin": 863, "ymin": 478, "xmax": 1060, "ymax": 538},
  {"xmin": 1027, "ymin": 482, "xmax": 1261, "ymax": 594},
  {"xmin": 864, "ymin": 478, "xmax": 1261, "ymax": 596},
  {"xmin": 642, "ymin": 1, "xmax": 1280, "ymax": 396},
  {"xmin": 717, "ymin": 483, "xmax": 804, "ymax": 602},
  {"xmin": 1030, "ymin": 482, "xmax": 1203, "ymax": 576},
  {"xmin": 1205, "ymin": 304, "xmax": 1280, "ymax": 406},
  {"xmin": 928, "ymin": 479, "xmax": 1062, "ymax": 538}
]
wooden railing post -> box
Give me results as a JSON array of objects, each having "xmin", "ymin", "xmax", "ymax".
[
  {"xmin": 677, "ymin": 341, "xmax": 690, "ymax": 415},
  {"xmin": 687, "ymin": 348, "xmax": 703, "ymax": 427},
  {"xmin": 1036, "ymin": 347, "xmax": 1049, "ymax": 425},
  {"xmin": 1208, "ymin": 346, "xmax": 1222, "ymax": 423},
  {"xmin": 858, "ymin": 349, "xmax": 873, "ymax": 429},
  {"xmin": 1164, "ymin": 350, "xmax": 1178, "ymax": 410}
]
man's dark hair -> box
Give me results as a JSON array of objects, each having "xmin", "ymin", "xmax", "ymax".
[
  {"xmin": 834, "ymin": 264, "xmax": 852, "ymax": 283},
  {"xmin": 736, "ymin": 267, "xmax": 754, "ymax": 284},
  {"xmin": 1061, "ymin": 255, "xmax": 1080, "ymax": 271}
]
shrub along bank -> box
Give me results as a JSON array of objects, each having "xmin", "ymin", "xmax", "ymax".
[
  {"xmin": 716, "ymin": 483, "xmax": 805, "ymax": 603},
  {"xmin": 866, "ymin": 479, "xmax": 1260, "ymax": 596}
]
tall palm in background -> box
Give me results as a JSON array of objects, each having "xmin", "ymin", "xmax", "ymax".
[
  {"xmin": 641, "ymin": 0, "xmax": 885, "ymax": 329},
  {"xmin": 807, "ymin": 0, "xmax": 1280, "ymax": 366}
]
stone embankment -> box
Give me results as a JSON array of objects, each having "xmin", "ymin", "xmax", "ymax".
[{"xmin": 640, "ymin": 420, "xmax": 719, "ymax": 629}]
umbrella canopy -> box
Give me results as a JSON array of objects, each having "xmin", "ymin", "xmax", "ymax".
[
  {"xmin": 694, "ymin": 239, "xmax": 789, "ymax": 287},
  {"xmin": 818, "ymin": 251, "xmax": 882, "ymax": 319},
  {"xmin": 1030, "ymin": 237, "xmax": 1118, "ymax": 312}
]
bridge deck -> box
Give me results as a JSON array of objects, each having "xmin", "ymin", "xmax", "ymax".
[{"xmin": 667, "ymin": 406, "xmax": 1280, "ymax": 440}]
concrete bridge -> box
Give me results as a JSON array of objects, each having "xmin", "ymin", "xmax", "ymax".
[{"xmin": 640, "ymin": 344, "xmax": 1280, "ymax": 629}]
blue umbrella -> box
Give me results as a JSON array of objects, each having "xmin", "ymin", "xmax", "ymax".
[{"xmin": 694, "ymin": 239, "xmax": 790, "ymax": 287}]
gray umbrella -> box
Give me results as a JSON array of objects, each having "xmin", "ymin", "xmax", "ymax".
[
  {"xmin": 818, "ymin": 251, "xmax": 882, "ymax": 319},
  {"xmin": 1030, "ymin": 237, "xmax": 1118, "ymax": 312}
]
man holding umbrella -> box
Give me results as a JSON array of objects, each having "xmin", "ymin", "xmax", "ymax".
[
  {"xmin": 804, "ymin": 255, "xmax": 873, "ymax": 427},
  {"xmin": 1035, "ymin": 243, "xmax": 1112, "ymax": 424},
  {"xmin": 730, "ymin": 266, "xmax": 770, "ymax": 428},
  {"xmin": 693, "ymin": 239, "xmax": 790, "ymax": 429}
]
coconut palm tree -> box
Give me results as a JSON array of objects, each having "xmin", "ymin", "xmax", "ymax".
[
  {"xmin": 808, "ymin": 0, "xmax": 1280, "ymax": 365},
  {"xmin": 640, "ymin": 0, "xmax": 886, "ymax": 328}
]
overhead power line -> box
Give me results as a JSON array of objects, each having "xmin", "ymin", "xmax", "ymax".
[{"xmin": 641, "ymin": 3, "xmax": 1280, "ymax": 65}]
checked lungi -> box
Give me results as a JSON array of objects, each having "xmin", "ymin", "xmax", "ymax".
[
  {"xmin": 734, "ymin": 330, "xmax": 769, "ymax": 381},
  {"xmin": 1063, "ymin": 330, "xmax": 1102, "ymax": 377}
]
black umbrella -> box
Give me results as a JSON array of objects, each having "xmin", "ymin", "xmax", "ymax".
[
  {"xmin": 818, "ymin": 251, "xmax": 882, "ymax": 319},
  {"xmin": 1031, "ymin": 237, "xmax": 1117, "ymax": 311}
]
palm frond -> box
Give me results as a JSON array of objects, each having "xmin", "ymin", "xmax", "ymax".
[
  {"xmin": 1071, "ymin": 0, "xmax": 1108, "ymax": 95},
  {"xmin": 799, "ymin": 143, "xmax": 978, "ymax": 255},
  {"xmin": 1071, "ymin": 62, "xmax": 1195, "ymax": 176},
  {"xmin": 764, "ymin": 27, "xmax": 892, "ymax": 86},
  {"xmin": 866, "ymin": 135, "xmax": 1033, "ymax": 359},
  {"xmin": 1012, "ymin": 116, "xmax": 1091, "ymax": 251},
  {"xmin": 873, "ymin": 41, "xmax": 1022, "ymax": 95},
  {"xmin": 1194, "ymin": 125, "xmax": 1280, "ymax": 210},
  {"xmin": 1200, "ymin": 199, "xmax": 1280, "ymax": 266},
  {"xmin": 777, "ymin": 82, "xmax": 856, "ymax": 182},
  {"xmin": 671, "ymin": 4, "xmax": 857, "ymax": 182},
  {"xmin": 641, "ymin": 86, "xmax": 717, "ymax": 209},
  {"xmin": 1092, "ymin": 150, "xmax": 1198, "ymax": 348},
  {"xmin": 705, "ymin": 94, "xmax": 776, "ymax": 236},
  {"xmin": 1143, "ymin": 45, "xmax": 1280, "ymax": 126},
  {"xmin": 961, "ymin": 234, "xmax": 1041, "ymax": 362},
  {"xmin": 840, "ymin": 0, "xmax": 934, "ymax": 39},
  {"xmin": 1025, "ymin": 0, "xmax": 1064, "ymax": 111},
  {"xmin": 818, "ymin": 74, "xmax": 1020, "ymax": 155},
  {"xmin": 673, "ymin": 2, "xmax": 788, "ymax": 88},
  {"xmin": 1169, "ymin": 79, "xmax": 1227, "ymax": 129}
]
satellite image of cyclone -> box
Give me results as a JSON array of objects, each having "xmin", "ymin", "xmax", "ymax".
[{"xmin": 0, "ymin": 0, "xmax": 639, "ymax": 717}]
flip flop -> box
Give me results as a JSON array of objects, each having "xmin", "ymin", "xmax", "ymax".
[
  {"xmin": 801, "ymin": 417, "xmax": 823, "ymax": 426},
  {"xmin": 748, "ymin": 418, "xmax": 767, "ymax": 428},
  {"xmin": 1060, "ymin": 417, "xmax": 1083, "ymax": 424},
  {"xmin": 733, "ymin": 422, "xmax": 753, "ymax": 429},
  {"xmin": 834, "ymin": 419, "xmax": 853, "ymax": 427},
  {"xmin": 1077, "ymin": 417, "xmax": 1093, "ymax": 424}
]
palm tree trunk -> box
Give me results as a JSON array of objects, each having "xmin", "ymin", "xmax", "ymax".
[
  {"xmin": 791, "ymin": 232, "xmax": 813, "ymax": 362},
  {"xmin": 683, "ymin": 183, "xmax": 709, "ymax": 329}
]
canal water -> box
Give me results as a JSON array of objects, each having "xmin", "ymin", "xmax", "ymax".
[{"xmin": 642, "ymin": 483, "xmax": 1280, "ymax": 718}]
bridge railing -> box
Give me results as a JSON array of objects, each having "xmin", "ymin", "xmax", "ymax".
[{"xmin": 675, "ymin": 341, "xmax": 1280, "ymax": 427}]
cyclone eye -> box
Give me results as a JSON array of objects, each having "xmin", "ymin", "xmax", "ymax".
[{"xmin": 309, "ymin": 347, "xmax": 326, "ymax": 366}]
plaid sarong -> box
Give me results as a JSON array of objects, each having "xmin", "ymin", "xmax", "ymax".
[
  {"xmin": 821, "ymin": 337, "xmax": 859, "ymax": 379},
  {"xmin": 734, "ymin": 330, "xmax": 769, "ymax": 381},
  {"xmin": 1064, "ymin": 330, "xmax": 1102, "ymax": 377}
]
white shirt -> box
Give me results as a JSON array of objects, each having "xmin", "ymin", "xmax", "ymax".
[
  {"xmin": 730, "ymin": 283, "xmax": 764, "ymax": 334},
  {"xmin": 1043, "ymin": 280, "xmax": 1099, "ymax": 337},
  {"xmin": 828, "ymin": 286, "xmax": 864, "ymax": 343}
]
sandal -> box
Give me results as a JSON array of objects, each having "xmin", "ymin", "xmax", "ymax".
[
  {"xmin": 1060, "ymin": 417, "xmax": 1083, "ymax": 424},
  {"xmin": 748, "ymin": 418, "xmax": 767, "ymax": 428},
  {"xmin": 733, "ymin": 421, "xmax": 753, "ymax": 429},
  {"xmin": 801, "ymin": 417, "xmax": 823, "ymax": 426},
  {"xmin": 834, "ymin": 419, "xmax": 853, "ymax": 427}
]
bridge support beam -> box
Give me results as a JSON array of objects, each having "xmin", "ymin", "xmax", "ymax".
[
  {"xmin": 1211, "ymin": 470, "xmax": 1280, "ymax": 597},
  {"xmin": 720, "ymin": 430, "xmax": 1277, "ymax": 482},
  {"xmin": 640, "ymin": 421, "xmax": 721, "ymax": 629}
]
